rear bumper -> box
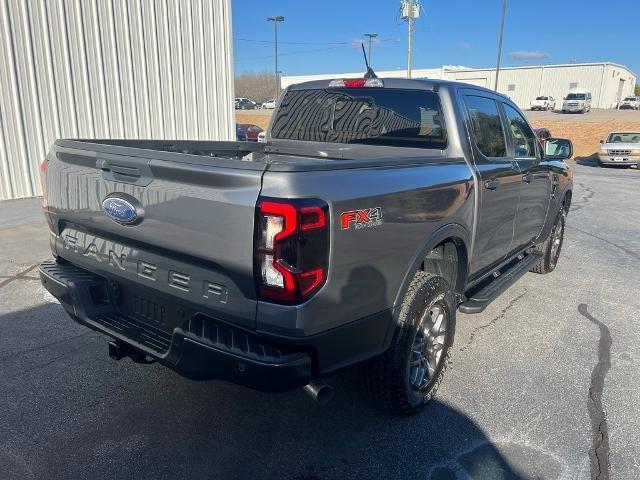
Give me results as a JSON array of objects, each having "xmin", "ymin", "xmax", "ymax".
[
  {"xmin": 598, "ymin": 155, "xmax": 639, "ymax": 165},
  {"xmin": 39, "ymin": 260, "xmax": 311, "ymax": 392},
  {"xmin": 40, "ymin": 259, "xmax": 393, "ymax": 392}
]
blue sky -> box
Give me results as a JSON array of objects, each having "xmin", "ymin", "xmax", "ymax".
[{"xmin": 232, "ymin": 0, "xmax": 639, "ymax": 77}]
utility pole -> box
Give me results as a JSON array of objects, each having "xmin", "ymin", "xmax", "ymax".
[
  {"xmin": 400, "ymin": 0, "xmax": 420, "ymax": 78},
  {"xmin": 267, "ymin": 16, "xmax": 285, "ymax": 93},
  {"xmin": 364, "ymin": 33, "xmax": 378, "ymax": 64},
  {"xmin": 494, "ymin": 0, "xmax": 507, "ymax": 91}
]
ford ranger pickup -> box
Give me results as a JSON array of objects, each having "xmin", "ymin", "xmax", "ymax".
[{"xmin": 39, "ymin": 78, "xmax": 573, "ymax": 414}]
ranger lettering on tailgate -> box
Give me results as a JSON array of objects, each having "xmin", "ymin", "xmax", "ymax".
[{"xmin": 63, "ymin": 230, "xmax": 228, "ymax": 304}]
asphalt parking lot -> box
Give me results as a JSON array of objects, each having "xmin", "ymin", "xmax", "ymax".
[{"xmin": 1, "ymin": 160, "xmax": 639, "ymax": 479}]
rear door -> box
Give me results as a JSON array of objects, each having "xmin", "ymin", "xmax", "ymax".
[
  {"xmin": 46, "ymin": 141, "xmax": 266, "ymax": 330},
  {"xmin": 461, "ymin": 93, "xmax": 521, "ymax": 276},
  {"xmin": 501, "ymin": 103, "xmax": 551, "ymax": 251}
]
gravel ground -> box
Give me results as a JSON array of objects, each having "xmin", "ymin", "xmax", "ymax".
[
  {"xmin": 1, "ymin": 160, "xmax": 639, "ymax": 479},
  {"xmin": 528, "ymin": 109, "xmax": 640, "ymax": 159}
]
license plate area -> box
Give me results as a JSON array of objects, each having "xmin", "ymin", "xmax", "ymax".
[
  {"xmin": 116, "ymin": 283, "xmax": 192, "ymax": 334},
  {"xmin": 612, "ymin": 157, "xmax": 627, "ymax": 162}
]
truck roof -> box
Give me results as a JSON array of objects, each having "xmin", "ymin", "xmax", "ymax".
[{"xmin": 286, "ymin": 77, "xmax": 498, "ymax": 95}]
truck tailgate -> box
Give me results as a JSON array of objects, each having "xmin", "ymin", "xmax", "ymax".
[{"xmin": 44, "ymin": 140, "xmax": 266, "ymax": 330}]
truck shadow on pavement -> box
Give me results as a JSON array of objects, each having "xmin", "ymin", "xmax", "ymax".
[
  {"xmin": 1, "ymin": 301, "xmax": 564, "ymax": 480},
  {"xmin": 575, "ymin": 156, "xmax": 599, "ymax": 167}
]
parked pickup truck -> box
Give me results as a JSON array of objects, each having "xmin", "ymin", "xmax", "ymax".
[{"xmin": 39, "ymin": 77, "xmax": 573, "ymax": 414}]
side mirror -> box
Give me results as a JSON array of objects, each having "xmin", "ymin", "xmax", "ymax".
[
  {"xmin": 600, "ymin": 139, "xmax": 603, "ymax": 144},
  {"xmin": 545, "ymin": 138, "xmax": 573, "ymax": 160}
]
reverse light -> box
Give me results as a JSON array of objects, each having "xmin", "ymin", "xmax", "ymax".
[
  {"xmin": 328, "ymin": 78, "xmax": 384, "ymax": 88},
  {"xmin": 255, "ymin": 198, "xmax": 329, "ymax": 304}
]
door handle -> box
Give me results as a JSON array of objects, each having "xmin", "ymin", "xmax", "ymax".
[
  {"xmin": 522, "ymin": 173, "xmax": 532, "ymax": 183},
  {"xmin": 484, "ymin": 179, "xmax": 499, "ymax": 191}
]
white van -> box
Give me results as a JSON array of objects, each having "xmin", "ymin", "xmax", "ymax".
[{"xmin": 562, "ymin": 91, "xmax": 592, "ymax": 114}]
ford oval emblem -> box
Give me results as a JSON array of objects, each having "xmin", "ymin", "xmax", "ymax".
[{"xmin": 102, "ymin": 196, "xmax": 138, "ymax": 224}]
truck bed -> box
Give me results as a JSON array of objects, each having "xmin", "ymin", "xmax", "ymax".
[{"xmin": 55, "ymin": 138, "xmax": 268, "ymax": 170}]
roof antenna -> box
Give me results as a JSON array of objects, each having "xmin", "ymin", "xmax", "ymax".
[{"xmin": 361, "ymin": 43, "xmax": 378, "ymax": 79}]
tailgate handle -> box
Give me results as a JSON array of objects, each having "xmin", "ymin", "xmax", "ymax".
[{"xmin": 96, "ymin": 157, "xmax": 153, "ymax": 186}]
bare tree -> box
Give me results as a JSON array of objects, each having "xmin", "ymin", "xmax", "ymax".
[{"xmin": 235, "ymin": 71, "xmax": 278, "ymax": 103}]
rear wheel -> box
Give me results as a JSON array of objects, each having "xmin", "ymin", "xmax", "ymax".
[
  {"xmin": 530, "ymin": 208, "xmax": 566, "ymax": 274},
  {"xmin": 362, "ymin": 272, "xmax": 455, "ymax": 415}
]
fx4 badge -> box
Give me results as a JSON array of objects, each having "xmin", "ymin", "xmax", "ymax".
[{"xmin": 340, "ymin": 207, "xmax": 383, "ymax": 230}]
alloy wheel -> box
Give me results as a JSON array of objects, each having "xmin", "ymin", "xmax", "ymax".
[{"xmin": 409, "ymin": 302, "xmax": 448, "ymax": 390}]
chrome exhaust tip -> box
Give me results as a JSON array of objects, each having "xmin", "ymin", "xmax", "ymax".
[{"xmin": 303, "ymin": 381, "xmax": 333, "ymax": 405}]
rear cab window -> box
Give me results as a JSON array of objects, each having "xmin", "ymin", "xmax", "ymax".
[
  {"xmin": 270, "ymin": 88, "xmax": 447, "ymax": 149},
  {"xmin": 463, "ymin": 95, "xmax": 507, "ymax": 158},
  {"xmin": 502, "ymin": 104, "xmax": 537, "ymax": 158}
]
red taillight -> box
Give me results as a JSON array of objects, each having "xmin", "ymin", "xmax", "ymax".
[
  {"xmin": 39, "ymin": 160, "xmax": 48, "ymax": 201},
  {"xmin": 255, "ymin": 198, "xmax": 329, "ymax": 304},
  {"xmin": 343, "ymin": 79, "xmax": 366, "ymax": 88}
]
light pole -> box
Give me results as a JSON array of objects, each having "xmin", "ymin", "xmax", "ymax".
[
  {"xmin": 400, "ymin": 0, "xmax": 420, "ymax": 78},
  {"xmin": 364, "ymin": 33, "xmax": 378, "ymax": 64},
  {"xmin": 267, "ymin": 16, "xmax": 285, "ymax": 93},
  {"xmin": 494, "ymin": 0, "xmax": 507, "ymax": 91}
]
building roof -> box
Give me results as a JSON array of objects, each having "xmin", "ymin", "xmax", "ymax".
[
  {"xmin": 446, "ymin": 61, "xmax": 635, "ymax": 76},
  {"xmin": 283, "ymin": 61, "xmax": 636, "ymax": 84}
]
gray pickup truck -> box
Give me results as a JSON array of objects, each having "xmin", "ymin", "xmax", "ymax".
[{"xmin": 39, "ymin": 78, "xmax": 573, "ymax": 414}]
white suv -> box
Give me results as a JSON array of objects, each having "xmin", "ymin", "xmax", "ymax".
[
  {"xmin": 562, "ymin": 92, "xmax": 592, "ymax": 114},
  {"xmin": 619, "ymin": 97, "xmax": 640, "ymax": 110}
]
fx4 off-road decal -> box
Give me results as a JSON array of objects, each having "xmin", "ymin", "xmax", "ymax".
[{"xmin": 340, "ymin": 207, "xmax": 383, "ymax": 230}]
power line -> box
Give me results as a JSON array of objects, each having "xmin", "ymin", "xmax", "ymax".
[
  {"xmin": 235, "ymin": 44, "xmax": 351, "ymax": 62},
  {"xmin": 234, "ymin": 37, "xmax": 351, "ymax": 46},
  {"xmin": 234, "ymin": 37, "xmax": 399, "ymax": 47}
]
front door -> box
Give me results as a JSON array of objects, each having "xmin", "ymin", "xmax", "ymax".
[
  {"xmin": 501, "ymin": 103, "xmax": 551, "ymax": 251},
  {"xmin": 462, "ymin": 94, "xmax": 521, "ymax": 277}
]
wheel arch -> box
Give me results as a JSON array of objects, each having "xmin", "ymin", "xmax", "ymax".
[{"xmin": 393, "ymin": 224, "xmax": 471, "ymax": 310}]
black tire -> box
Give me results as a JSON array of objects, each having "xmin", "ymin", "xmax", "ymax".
[
  {"xmin": 530, "ymin": 208, "xmax": 566, "ymax": 274},
  {"xmin": 362, "ymin": 272, "xmax": 456, "ymax": 415}
]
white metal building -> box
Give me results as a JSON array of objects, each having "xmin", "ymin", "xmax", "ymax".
[
  {"xmin": 0, "ymin": 0, "xmax": 235, "ymax": 201},
  {"xmin": 282, "ymin": 61, "xmax": 637, "ymax": 112}
]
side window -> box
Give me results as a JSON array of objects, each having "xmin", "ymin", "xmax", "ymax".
[
  {"xmin": 503, "ymin": 103, "xmax": 537, "ymax": 158},
  {"xmin": 464, "ymin": 96, "xmax": 506, "ymax": 158}
]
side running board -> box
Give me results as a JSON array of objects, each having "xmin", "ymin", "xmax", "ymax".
[{"xmin": 459, "ymin": 253, "xmax": 542, "ymax": 314}]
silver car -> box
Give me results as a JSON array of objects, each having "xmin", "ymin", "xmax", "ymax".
[
  {"xmin": 562, "ymin": 92, "xmax": 592, "ymax": 113},
  {"xmin": 598, "ymin": 131, "xmax": 640, "ymax": 166}
]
